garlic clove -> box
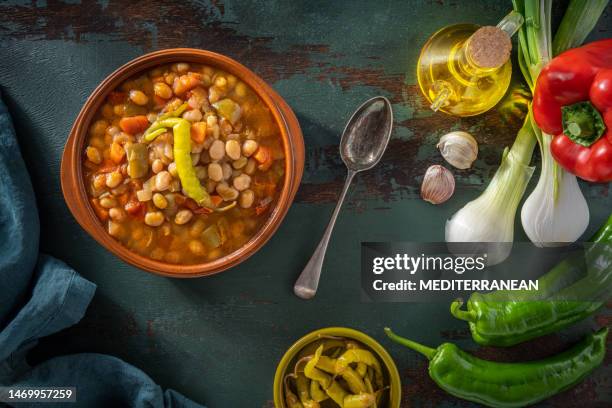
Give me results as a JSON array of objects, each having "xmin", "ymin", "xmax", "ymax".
[
  {"xmin": 421, "ymin": 165, "xmax": 455, "ymax": 205},
  {"xmin": 437, "ymin": 131, "xmax": 478, "ymax": 170}
]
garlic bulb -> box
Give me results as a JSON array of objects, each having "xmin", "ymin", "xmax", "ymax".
[
  {"xmin": 421, "ymin": 165, "xmax": 455, "ymax": 204},
  {"xmin": 437, "ymin": 131, "xmax": 478, "ymax": 169}
]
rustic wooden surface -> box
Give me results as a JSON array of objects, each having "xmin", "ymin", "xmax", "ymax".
[{"xmin": 0, "ymin": 1, "xmax": 610, "ymax": 407}]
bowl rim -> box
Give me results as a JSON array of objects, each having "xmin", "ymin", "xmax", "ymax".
[
  {"xmin": 61, "ymin": 48, "xmax": 304, "ymax": 278},
  {"xmin": 273, "ymin": 327, "xmax": 402, "ymax": 408}
]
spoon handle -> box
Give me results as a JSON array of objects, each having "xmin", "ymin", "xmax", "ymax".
[{"xmin": 294, "ymin": 170, "xmax": 356, "ymax": 299}]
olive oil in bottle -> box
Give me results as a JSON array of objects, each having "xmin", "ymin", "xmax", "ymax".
[{"xmin": 417, "ymin": 11, "xmax": 523, "ymax": 117}]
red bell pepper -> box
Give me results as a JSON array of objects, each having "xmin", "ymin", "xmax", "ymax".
[{"xmin": 533, "ymin": 39, "xmax": 612, "ymax": 182}]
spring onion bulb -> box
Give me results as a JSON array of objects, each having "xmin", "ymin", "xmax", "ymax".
[
  {"xmin": 446, "ymin": 115, "xmax": 536, "ymax": 265},
  {"xmin": 521, "ymin": 129, "xmax": 589, "ymax": 246}
]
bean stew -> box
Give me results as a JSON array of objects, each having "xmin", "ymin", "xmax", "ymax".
[{"xmin": 83, "ymin": 63, "xmax": 285, "ymax": 264}]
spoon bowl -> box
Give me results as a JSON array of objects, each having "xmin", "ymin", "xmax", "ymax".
[
  {"xmin": 294, "ymin": 96, "xmax": 393, "ymax": 299},
  {"xmin": 341, "ymin": 96, "xmax": 394, "ymax": 171}
]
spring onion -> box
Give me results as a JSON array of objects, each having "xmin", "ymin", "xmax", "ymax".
[
  {"xmin": 446, "ymin": 0, "xmax": 607, "ymax": 261},
  {"xmin": 519, "ymin": 0, "xmax": 607, "ymax": 246}
]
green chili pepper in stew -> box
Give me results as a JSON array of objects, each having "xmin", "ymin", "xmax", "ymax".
[
  {"xmin": 452, "ymin": 213, "xmax": 612, "ymax": 346},
  {"xmin": 385, "ymin": 327, "xmax": 608, "ymax": 408},
  {"xmin": 143, "ymin": 117, "xmax": 212, "ymax": 208}
]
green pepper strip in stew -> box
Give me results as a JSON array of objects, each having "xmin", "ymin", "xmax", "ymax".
[{"xmin": 144, "ymin": 117, "xmax": 212, "ymax": 208}]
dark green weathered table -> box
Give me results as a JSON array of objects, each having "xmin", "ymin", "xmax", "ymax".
[{"xmin": 0, "ymin": 1, "xmax": 610, "ymax": 406}]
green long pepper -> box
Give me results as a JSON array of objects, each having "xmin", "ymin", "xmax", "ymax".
[
  {"xmin": 385, "ymin": 327, "xmax": 607, "ymax": 408},
  {"xmin": 452, "ymin": 213, "xmax": 612, "ymax": 346}
]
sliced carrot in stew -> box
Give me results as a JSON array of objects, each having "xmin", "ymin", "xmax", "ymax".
[
  {"xmin": 173, "ymin": 73, "xmax": 202, "ymax": 96},
  {"xmin": 210, "ymin": 195, "xmax": 223, "ymax": 207},
  {"xmin": 119, "ymin": 115, "xmax": 149, "ymax": 134},
  {"xmin": 109, "ymin": 141, "xmax": 126, "ymax": 164},
  {"xmin": 190, "ymin": 121, "xmax": 207, "ymax": 144}
]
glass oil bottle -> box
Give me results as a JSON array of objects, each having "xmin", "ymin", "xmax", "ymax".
[{"xmin": 417, "ymin": 11, "xmax": 524, "ymax": 117}]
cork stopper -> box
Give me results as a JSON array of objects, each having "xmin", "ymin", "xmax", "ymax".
[{"xmin": 467, "ymin": 26, "xmax": 512, "ymax": 69}]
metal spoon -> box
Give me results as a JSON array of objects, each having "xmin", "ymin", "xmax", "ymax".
[{"xmin": 293, "ymin": 96, "xmax": 393, "ymax": 299}]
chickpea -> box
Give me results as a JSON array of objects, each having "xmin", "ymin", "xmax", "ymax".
[
  {"xmin": 175, "ymin": 209, "xmax": 193, "ymax": 225},
  {"xmin": 188, "ymin": 240, "xmax": 205, "ymax": 255},
  {"xmin": 206, "ymin": 114, "xmax": 218, "ymax": 127},
  {"xmin": 167, "ymin": 162, "xmax": 178, "ymax": 177},
  {"xmin": 129, "ymin": 90, "xmax": 149, "ymax": 106},
  {"xmin": 189, "ymin": 218, "xmax": 207, "ymax": 237},
  {"xmin": 164, "ymin": 72, "xmax": 176, "ymax": 86},
  {"xmin": 152, "ymin": 193, "xmax": 168, "ymax": 209},
  {"xmin": 222, "ymin": 163, "xmax": 232, "ymax": 180},
  {"xmin": 144, "ymin": 211, "xmax": 165, "ymax": 227},
  {"xmin": 209, "ymin": 140, "xmax": 225, "ymax": 161},
  {"xmin": 89, "ymin": 136, "xmax": 105, "ymax": 149},
  {"xmin": 86, "ymin": 146, "xmax": 102, "ymax": 164},
  {"xmin": 242, "ymin": 140, "xmax": 259, "ymax": 157},
  {"xmin": 183, "ymin": 109, "xmax": 203, "ymax": 122},
  {"xmin": 208, "ymin": 163, "xmax": 223, "ymax": 182},
  {"xmin": 214, "ymin": 76, "xmax": 227, "ymax": 88},
  {"xmin": 108, "ymin": 221, "xmax": 125, "ymax": 238},
  {"xmin": 225, "ymin": 139, "xmax": 241, "ymax": 160},
  {"xmin": 175, "ymin": 62, "xmax": 190, "ymax": 73},
  {"xmin": 152, "ymin": 159, "xmax": 164, "ymax": 174},
  {"xmin": 233, "ymin": 174, "xmax": 251, "ymax": 191},
  {"xmin": 244, "ymin": 158, "xmax": 257, "ymax": 175},
  {"xmin": 107, "ymin": 125, "xmax": 121, "ymax": 137},
  {"xmin": 106, "ymin": 171, "xmax": 123, "ymax": 188},
  {"xmin": 90, "ymin": 119, "xmax": 108, "ymax": 137},
  {"xmin": 154, "ymin": 82, "xmax": 173, "ymax": 99},
  {"xmin": 235, "ymin": 82, "xmax": 247, "ymax": 98},
  {"xmin": 155, "ymin": 171, "xmax": 172, "ymax": 191},
  {"xmin": 233, "ymin": 157, "xmax": 247, "ymax": 169},
  {"xmin": 239, "ymin": 189, "xmax": 255, "ymax": 208},
  {"xmin": 109, "ymin": 207, "xmax": 127, "ymax": 222},
  {"xmin": 93, "ymin": 174, "xmax": 106, "ymax": 190},
  {"xmin": 99, "ymin": 196, "xmax": 117, "ymax": 209}
]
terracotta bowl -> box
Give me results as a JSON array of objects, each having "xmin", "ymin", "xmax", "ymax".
[{"xmin": 61, "ymin": 48, "xmax": 304, "ymax": 278}]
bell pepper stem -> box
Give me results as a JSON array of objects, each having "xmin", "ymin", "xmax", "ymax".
[
  {"xmin": 561, "ymin": 101, "xmax": 606, "ymax": 147},
  {"xmin": 384, "ymin": 328, "xmax": 436, "ymax": 360},
  {"xmin": 450, "ymin": 299, "xmax": 476, "ymax": 322}
]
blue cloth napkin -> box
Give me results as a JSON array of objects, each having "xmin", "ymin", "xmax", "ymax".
[{"xmin": 0, "ymin": 94, "xmax": 205, "ymax": 408}]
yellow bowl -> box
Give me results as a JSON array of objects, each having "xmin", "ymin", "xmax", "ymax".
[{"xmin": 273, "ymin": 327, "xmax": 401, "ymax": 408}]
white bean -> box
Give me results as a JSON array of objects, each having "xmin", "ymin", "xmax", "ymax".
[
  {"xmin": 242, "ymin": 140, "xmax": 259, "ymax": 157},
  {"xmin": 175, "ymin": 209, "xmax": 193, "ymax": 225},
  {"xmin": 225, "ymin": 139, "xmax": 241, "ymax": 160},
  {"xmin": 209, "ymin": 140, "xmax": 225, "ymax": 161},
  {"xmin": 145, "ymin": 211, "xmax": 165, "ymax": 227},
  {"xmin": 239, "ymin": 189, "xmax": 255, "ymax": 208},
  {"xmin": 222, "ymin": 163, "xmax": 232, "ymax": 180},
  {"xmin": 155, "ymin": 171, "xmax": 172, "ymax": 191},
  {"xmin": 168, "ymin": 162, "xmax": 178, "ymax": 177},
  {"xmin": 183, "ymin": 109, "xmax": 203, "ymax": 122},
  {"xmin": 233, "ymin": 174, "xmax": 251, "ymax": 191},
  {"xmin": 208, "ymin": 163, "xmax": 223, "ymax": 182}
]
